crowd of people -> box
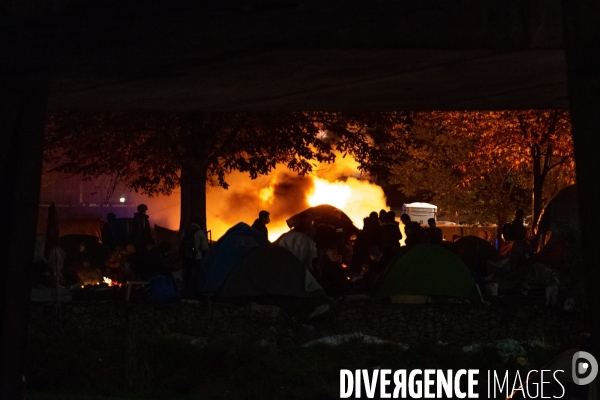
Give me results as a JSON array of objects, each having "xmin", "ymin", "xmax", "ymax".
[
  {"xmin": 54, "ymin": 204, "xmax": 538, "ymax": 303},
  {"xmin": 297, "ymin": 210, "xmax": 453, "ymax": 297},
  {"xmin": 252, "ymin": 208, "xmax": 452, "ymax": 298},
  {"xmin": 58, "ymin": 204, "xmax": 182, "ymax": 292}
]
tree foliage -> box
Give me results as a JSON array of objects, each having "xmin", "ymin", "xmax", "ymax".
[
  {"xmin": 391, "ymin": 110, "xmax": 575, "ymax": 230},
  {"xmin": 44, "ymin": 111, "xmax": 409, "ymax": 230}
]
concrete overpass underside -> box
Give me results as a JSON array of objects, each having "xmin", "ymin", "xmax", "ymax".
[{"xmin": 5, "ymin": 0, "xmax": 568, "ymax": 111}]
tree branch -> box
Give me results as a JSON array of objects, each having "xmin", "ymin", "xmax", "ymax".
[{"xmin": 548, "ymin": 155, "xmax": 572, "ymax": 170}]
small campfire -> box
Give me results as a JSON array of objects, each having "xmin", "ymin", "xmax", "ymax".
[{"xmin": 102, "ymin": 277, "xmax": 123, "ymax": 288}]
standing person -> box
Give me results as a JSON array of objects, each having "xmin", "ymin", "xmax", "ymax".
[
  {"xmin": 506, "ymin": 209, "xmax": 530, "ymax": 269},
  {"xmin": 101, "ymin": 213, "xmax": 118, "ymax": 251},
  {"xmin": 353, "ymin": 212, "xmax": 382, "ymax": 267},
  {"xmin": 381, "ymin": 211, "xmax": 402, "ymax": 256},
  {"xmin": 509, "ymin": 209, "xmax": 528, "ymax": 242},
  {"xmin": 378, "ymin": 209, "xmax": 387, "ymax": 224},
  {"xmin": 401, "ymin": 213, "xmax": 428, "ymax": 246},
  {"xmin": 252, "ymin": 210, "xmax": 270, "ymax": 240},
  {"xmin": 181, "ymin": 216, "xmax": 209, "ymax": 301},
  {"xmin": 131, "ymin": 204, "xmax": 153, "ymax": 253},
  {"xmin": 425, "ymin": 218, "xmax": 443, "ymax": 245}
]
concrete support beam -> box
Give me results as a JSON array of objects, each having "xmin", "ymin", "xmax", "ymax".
[
  {"xmin": 0, "ymin": 77, "xmax": 47, "ymax": 400},
  {"xmin": 563, "ymin": 0, "xmax": 600, "ymax": 357}
]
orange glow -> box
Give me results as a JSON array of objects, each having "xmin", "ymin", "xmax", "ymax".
[
  {"xmin": 400, "ymin": 222, "xmax": 407, "ymax": 247},
  {"xmin": 259, "ymin": 186, "xmax": 274, "ymax": 203},
  {"xmin": 130, "ymin": 153, "xmax": 390, "ymax": 242}
]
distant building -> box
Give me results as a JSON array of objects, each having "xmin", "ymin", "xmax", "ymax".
[{"xmin": 39, "ymin": 168, "xmax": 136, "ymax": 222}]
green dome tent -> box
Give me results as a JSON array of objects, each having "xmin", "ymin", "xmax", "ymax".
[
  {"xmin": 220, "ymin": 244, "xmax": 324, "ymax": 298},
  {"xmin": 375, "ymin": 244, "xmax": 480, "ymax": 302}
]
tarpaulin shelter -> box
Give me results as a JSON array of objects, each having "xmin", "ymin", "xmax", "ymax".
[
  {"xmin": 198, "ymin": 222, "xmax": 268, "ymax": 294},
  {"xmin": 375, "ymin": 243, "xmax": 480, "ymax": 302},
  {"xmin": 220, "ymin": 244, "xmax": 323, "ymax": 298},
  {"xmin": 37, "ymin": 217, "xmax": 103, "ymax": 239},
  {"xmin": 286, "ymin": 204, "xmax": 358, "ymax": 236}
]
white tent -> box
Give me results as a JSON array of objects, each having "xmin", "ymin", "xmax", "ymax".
[
  {"xmin": 274, "ymin": 230, "xmax": 317, "ymax": 272},
  {"xmin": 402, "ymin": 202, "xmax": 437, "ymax": 225}
]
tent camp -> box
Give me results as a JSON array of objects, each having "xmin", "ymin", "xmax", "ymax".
[
  {"xmin": 198, "ymin": 222, "xmax": 269, "ymax": 294},
  {"xmin": 375, "ymin": 243, "xmax": 480, "ymax": 302},
  {"xmin": 275, "ymin": 230, "xmax": 317, "ymax": 271},
  {"xmin": 220, "ymin": 244, "xmax": 323, "ymax": 297},
  {"xmin": 535, "ymin": 239, "xmax": 568, "ymax": 270},
  {"xmin": 538, "ymin": 184, "xmax": 580, "ymax": 242},
  {"xmin": 451, "ymin": 235, "xmax": 499, "ymax": 277}
]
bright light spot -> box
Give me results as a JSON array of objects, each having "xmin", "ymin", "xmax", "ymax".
[
  {"xmin": 306, "ymin": 176, "xmax": 388, "ymax": 229},
  {"xmin": 308, "ymin": 178, "xmax": 352, "ymax": 210},
  {"xmin": 119, "ymin": 197, "xmax": 126, "ymax": 203},
  {"xmin": 102, "ymin": 276, "xmax": 123, "ymax": 288},
  {"xmin": 317, "ymin": 130, "xmax": 329, "ymax": 140}
]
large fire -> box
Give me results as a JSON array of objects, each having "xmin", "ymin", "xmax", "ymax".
[{"xmin": 133, "ymin": 154, "xmax": 390, "ymax": 242}]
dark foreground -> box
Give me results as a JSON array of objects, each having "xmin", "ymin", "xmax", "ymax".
[{"xmin": 26, "ymin": 330, "xmax": 576, "ymax": 400}]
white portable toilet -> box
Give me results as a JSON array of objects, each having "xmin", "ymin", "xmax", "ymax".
[{"xmin": 402, "ymin": 202, "xmax": 437, "ymax": 225}]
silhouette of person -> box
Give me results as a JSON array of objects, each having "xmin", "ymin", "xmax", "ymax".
[
  {"xmin": 102, "ymin": 213, "xmax": 118, "ymax": 251},
  {"xmin": 425, "ymin": 218, "xmax": 443, "ymax": 245},
  {"xmin": 252, "ymin": 210, "xmax": 270, "ymax": 240},
  {"xmin": 381, "ymin": 211, "xmax": 402, "ymax": 255},
  {"xmin": 181, "ymin": 216, "xmax": 209, "ymax": 300},
  {"xmin": 131, "ymin": 204, "xmax": 153, "ymax": 253}
]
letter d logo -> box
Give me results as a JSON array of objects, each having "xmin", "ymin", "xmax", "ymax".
[{"xmin": 572, "ymin": 351, "xmax": 598, "ymax": 385}]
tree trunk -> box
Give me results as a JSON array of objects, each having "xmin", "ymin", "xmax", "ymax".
[
  {"xmin": 531, "ymin": 173, "xmax": 545, "ymax": 232},
  {"xmin": 180, "ymin": 162, "xmax": 208, "ymax": 233}
]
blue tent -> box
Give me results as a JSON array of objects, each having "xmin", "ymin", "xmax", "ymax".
[{"xmin": 198, "ymin": 222, "xmax": 269, "ymax": 294}]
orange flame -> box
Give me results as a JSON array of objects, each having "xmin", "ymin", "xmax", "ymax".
[
  {"xmin": 133, "ymin": 154, "xmax": 390, "ymax": 242},
  {"xmin": 103, "ymin": 277, "xmax": 122, "ymax": 288}
]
